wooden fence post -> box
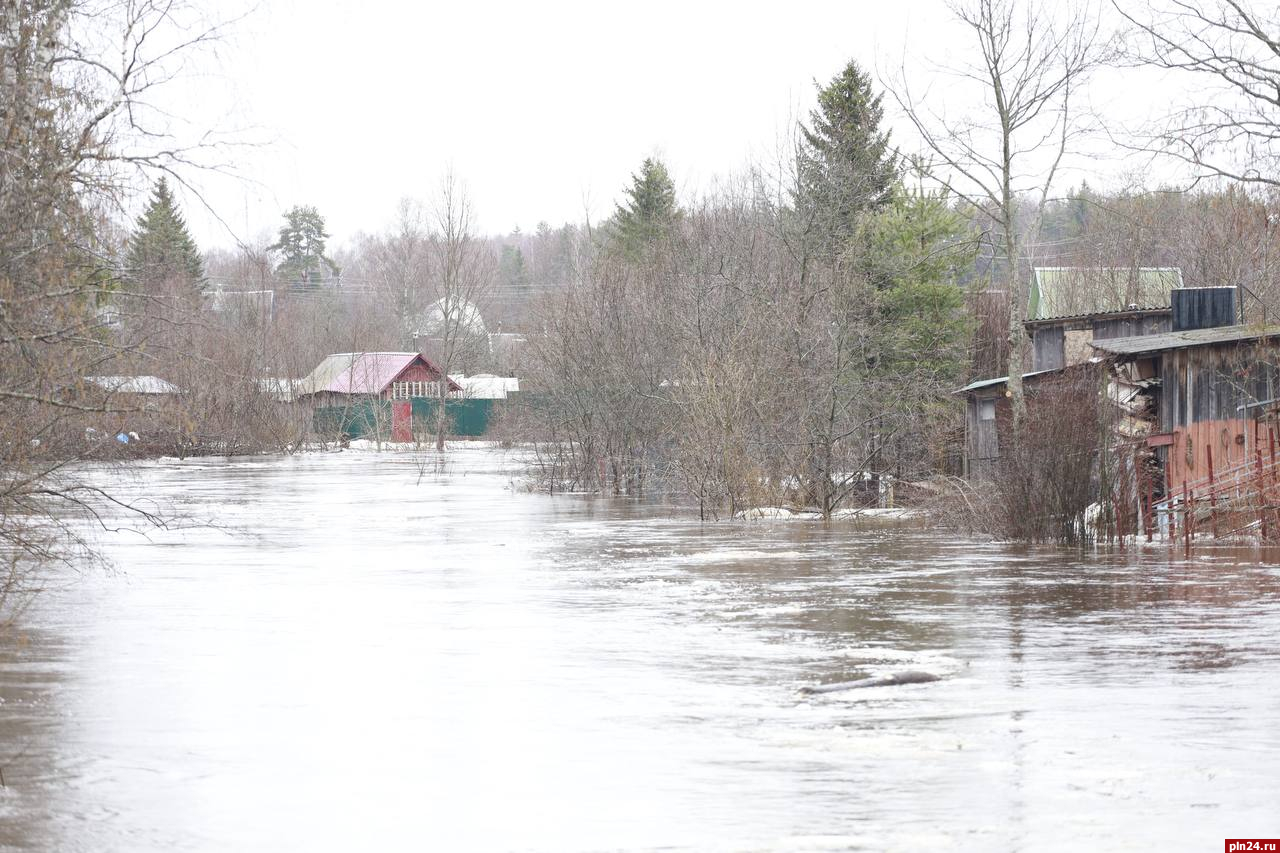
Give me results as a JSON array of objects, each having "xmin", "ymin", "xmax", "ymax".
[
  {"xmin": 1207, "ymin": 444, "xmax": 1218, "ymax": 539},
  {"xmin": 1258, "ymin": 448, "xmax": 1269, "ymax": 542},
  {"xmin": 1182, "ymin": 480, "xmax": 1190, "ymax": 557}
]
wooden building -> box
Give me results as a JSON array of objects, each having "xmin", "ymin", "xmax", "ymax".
[
  {"xmin": 956, "ymin": 271, "xmax": 1280, "ymax": 541},
  {"xmin": 1089, "ymin": 322, "xmax": 1280, "ymax": 493},
  {"xmin": 958, "ymin": 267, "xmax": 1191, "ymax": 478},
  {"xmin": 1026, "ymin": 307, "xmax": 1171, "ymax": 372},
  {"xmin": 296, "ymin": 352, "xmax": 460, "ymax": 442},
  {"xmin": 1024, "ymin": 267, "xmax": 1185, "ymax": 372},
  {"xmin": 84, "ymin": 374, "xmax": 183, "ymax": 401},
  {"xmin": 959, "ymin": 369, "xmax": 1061, "ymax": 480}
]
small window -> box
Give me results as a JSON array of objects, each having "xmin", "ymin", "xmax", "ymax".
[{"xmin": 978, "ymin": 399, "xmax": 996, "ymax": 421}]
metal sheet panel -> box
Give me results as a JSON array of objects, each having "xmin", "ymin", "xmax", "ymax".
[{"xmin": 1172, "ymin": 287, "xmax": 1237, "ymax": 332}]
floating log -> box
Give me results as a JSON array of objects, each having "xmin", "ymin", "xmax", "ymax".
[{"xmin": 799, "ymin": 670, "xmax": 941, "ymax": 695}]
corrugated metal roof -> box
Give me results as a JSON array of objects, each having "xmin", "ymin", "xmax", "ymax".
[
  {"xmin": 956, "ymin": 368, "xmax": 1063, "ymax": 394},
  {"xmin": 86, "ymin": 375, "xmax": 182, "ymax": 394},
  {"xmin": 1024, "ymin": 306, "xmax": 1171, "ymax": 325},
  {"xmin": 415, "ymin": 297, "xmax": 486, "ymax": 337},
  {"xmin": 296, "ymin": 352, "xmax": 461, "ymax": 396},
  {"xmin": 448, "ymin": 374, "xmax": 520, "ymax": 399},
  {"xmin": 297, "ymin": 352, "xmax": 417, "ymax": 396},
  {"xmin": 1088, "ymin": 323, "xmax": 1280, "ymax": 356},
  {"xmin": 1028, "ymin": 267, "xmax": 1182, "ymax": 321}
]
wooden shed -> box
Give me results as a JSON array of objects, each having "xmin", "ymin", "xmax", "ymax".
[
  {"xmin": 1090, "ymin": 324, "xmax": 1280, "ymax": 493},
  {"xmin": 957, "ymin": 369, "xmax": 1073, "ymax": 480},
  {"xmin": 296, "ymin": 352, "xmax": 461, "ymax": 442},
  {"xmin": 1024, "ymin": 267, "xmax": 1186, "ymax": 372},
  {"xmin": 960, "ymin": 267, "xmax": 1185, "ymax": 478},
  {"xmin": 1026, "ymin": 308, "xmax": 1172, "ymax": 372}
]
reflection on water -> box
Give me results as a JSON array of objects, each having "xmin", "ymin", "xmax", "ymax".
[{"xmin": 2, "ymin": 448, "xmax": 1279, "ymax": 852}]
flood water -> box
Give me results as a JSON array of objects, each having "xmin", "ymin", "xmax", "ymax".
[{"xmin": 2, "ymin": 447, "xmax": 1279, "ymax": 852}]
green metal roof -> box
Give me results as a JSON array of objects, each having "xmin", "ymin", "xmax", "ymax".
[
  {"xmin": 955, "ymin": 368, "xmax": 1063, "ymax": 394},
  {"xmin": 1028, "ymin": 267, "xmax": 1183, "ymax": 321}
]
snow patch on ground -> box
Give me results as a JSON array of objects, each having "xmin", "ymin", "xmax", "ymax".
[
  {"xmin": 735, "ymin": 505, "xmax": 921, "ymax": 521},
  {"xmin": 332, "ymin": 439, "xmax": 508, "ymax": 452},
  {"xmin": 735, "ymin": 507, "xmax": 817, "ymax": 520},
  {"xmin": 831, "ymin": 507, "xmax": 920, "ymax": 520}
]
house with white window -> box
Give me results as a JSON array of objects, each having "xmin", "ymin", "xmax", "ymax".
[{"xmin": 296, "ymin": 352, "xmax": 461, "ymax": 441}]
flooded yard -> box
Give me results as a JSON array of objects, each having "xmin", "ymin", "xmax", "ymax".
[{"xmin": 1, "ymin": 447, "xmax": 1278, "ymax": 851}]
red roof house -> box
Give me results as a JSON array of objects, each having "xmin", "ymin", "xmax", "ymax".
[{"xmin": 296, "ymin": 352, "xmax": 461, "ymax": 405}]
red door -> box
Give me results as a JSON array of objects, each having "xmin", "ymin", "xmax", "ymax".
[{"xmin": 391, "ymin": 400, "xmax": 412, "ymax": 443}]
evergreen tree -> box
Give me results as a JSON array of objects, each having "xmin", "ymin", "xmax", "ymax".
[
  {"xmin": 269, "ymin": 205, "xmax": 339, "ymax": 284},
  {"xmin": 1041, "ymin": 181, "xmax": 1095, "ymax": 242},
  {"xmin": 797, "ymin": 60, "xmax": 899, "ymax": 252},
  {"xmin": 499, "ymin": 244, "xmax": 528, "ymax": 290},
  {"xmin": 862, "ymin": 186, "xmax": 974, "ymax": 378},
  {"xmin": 1070, "ymin": 180, "xmax": 1094, "ymax": 236},
  {"xmin": 126, "ymin": 177, "xmax": 205, "ymax": 291},
  {"xmin": 612, "ymin": 157, "xmax": 679, "ymax": 252}
]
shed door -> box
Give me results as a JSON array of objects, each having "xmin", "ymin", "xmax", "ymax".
[
  {"xmin": 1032, "ymin": 326, "xmax": 1064, "ymax": 371},
  {"xmin": 391, "ymin": 400, "xmax": 413, "ymax": 443}
]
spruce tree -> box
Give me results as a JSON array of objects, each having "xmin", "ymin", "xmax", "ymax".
[
  {"xmin": 612, "ymin": 157, "xmax": 679, "ymax": 251},
  {"xmin": 797, "ymin": 60, "xmax": 898, "ymax": 252},
  {"xmin": 863, "ymin": 186, "xmax": 973, "ymax": 378},
  {"xmin": 126, "ymin": 177, "xmax": 205, "ymax": 291},
  {"xmin": 270, "ymin": 205, "xmax": 339, "ymax": 284},
  {"xmin": 499, "ymin": 244, "xmax": 528, "ymax": 290}
]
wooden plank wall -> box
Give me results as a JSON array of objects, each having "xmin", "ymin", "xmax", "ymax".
[
  {"xmin": 1158, "ymin": 342, "xmax": 1280, "ymax": 488},
  {"xmin": 965, "ymin": 394, "xmax": 1001, "ymax": 480},
  {"xmin": 1093, "ymin": 314, "xmax": 1171, "ymax": 339},
  {"xmin": 1166, "ymin": 418, "xmax": 1255, "ymax": 489},
  {"xmin": 1032, "ymin": 326, "xmax": 1065, "ymax": 371}
]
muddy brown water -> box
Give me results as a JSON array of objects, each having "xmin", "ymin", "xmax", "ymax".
[{"xmin": 1, "ymin": 448, "xmax": 1278, "ymax": 851}]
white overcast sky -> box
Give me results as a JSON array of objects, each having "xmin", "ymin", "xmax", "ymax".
[{"xmin": 156, "ymin": 0, "xmax": 1163, "ymax": 251}]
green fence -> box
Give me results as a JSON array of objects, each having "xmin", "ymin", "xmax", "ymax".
[
  {"xmin": 313, "ymin": 400, "xmax": 388, "ymax": 439},
  {"xmin": 314, "ymin": 397, "xmax": 496, "ymax": 440},
  {"xmin": 410, "ymin": 398, "xmax": 492, "ymax": 437}
]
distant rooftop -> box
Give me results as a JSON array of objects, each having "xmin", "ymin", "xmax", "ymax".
[
  {"xmin": 1024, "ymin": 305, "xmax": 1170, "ymax": 327},
  {"xmin": 85, "ymin": 375, "xmax": 182, "ymax": 395},
  {"xmin": 297, "ymin": 352, "xmax": 460, "ymax": 396},
  {"xmin": 956, "ymin": 369, "xmax": 1063, "ymax": 394},
  {"xmin": 1028, "ymin": 267, "xmax": 1183, "ymax": 321},
  {"xmin": 209, "ymin": 288, "xmax": 274, "ymax": 315},
  {"xmin": 255, "ymin": 377, "xmax": 300, "ymax": 402},
  {"xmin": 448, "ymin": 374, "xmax": 520, "ymax": 399},
  {"xmin": 1088, "ymin": 324, "xmax": 1280, "ymax": 357}
]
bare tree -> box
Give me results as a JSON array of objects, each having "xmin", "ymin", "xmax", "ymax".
[
  {"xmin": 425, "ymin": 171, "xmax": 496, "ymax": 450},
  {"xmin": 517, "ymin": 157, "xmax": 971, "ymax": 519},
  {"xmin": 0, "ymin": 0, "xmax": 237, "ymax": 623},
  {"xmin": 364, "ymin": 198, "xmax": 433, "ymax": 346},
  {"xmin": 1118, "ymin": 0, "xmax": 1280, "ymax": 188},
  {"xmin": 890, "ymin": 0, "xmax": 1108, "ymax": 425}
]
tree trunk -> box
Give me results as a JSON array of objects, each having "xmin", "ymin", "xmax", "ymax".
[
  {"xmin": 435, "ymin": 380, "xmax": 447, "ymax": 451},
  {"xmin": 1002, "ymin": 156, "xmax": 1027, "ymax": 430}
]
